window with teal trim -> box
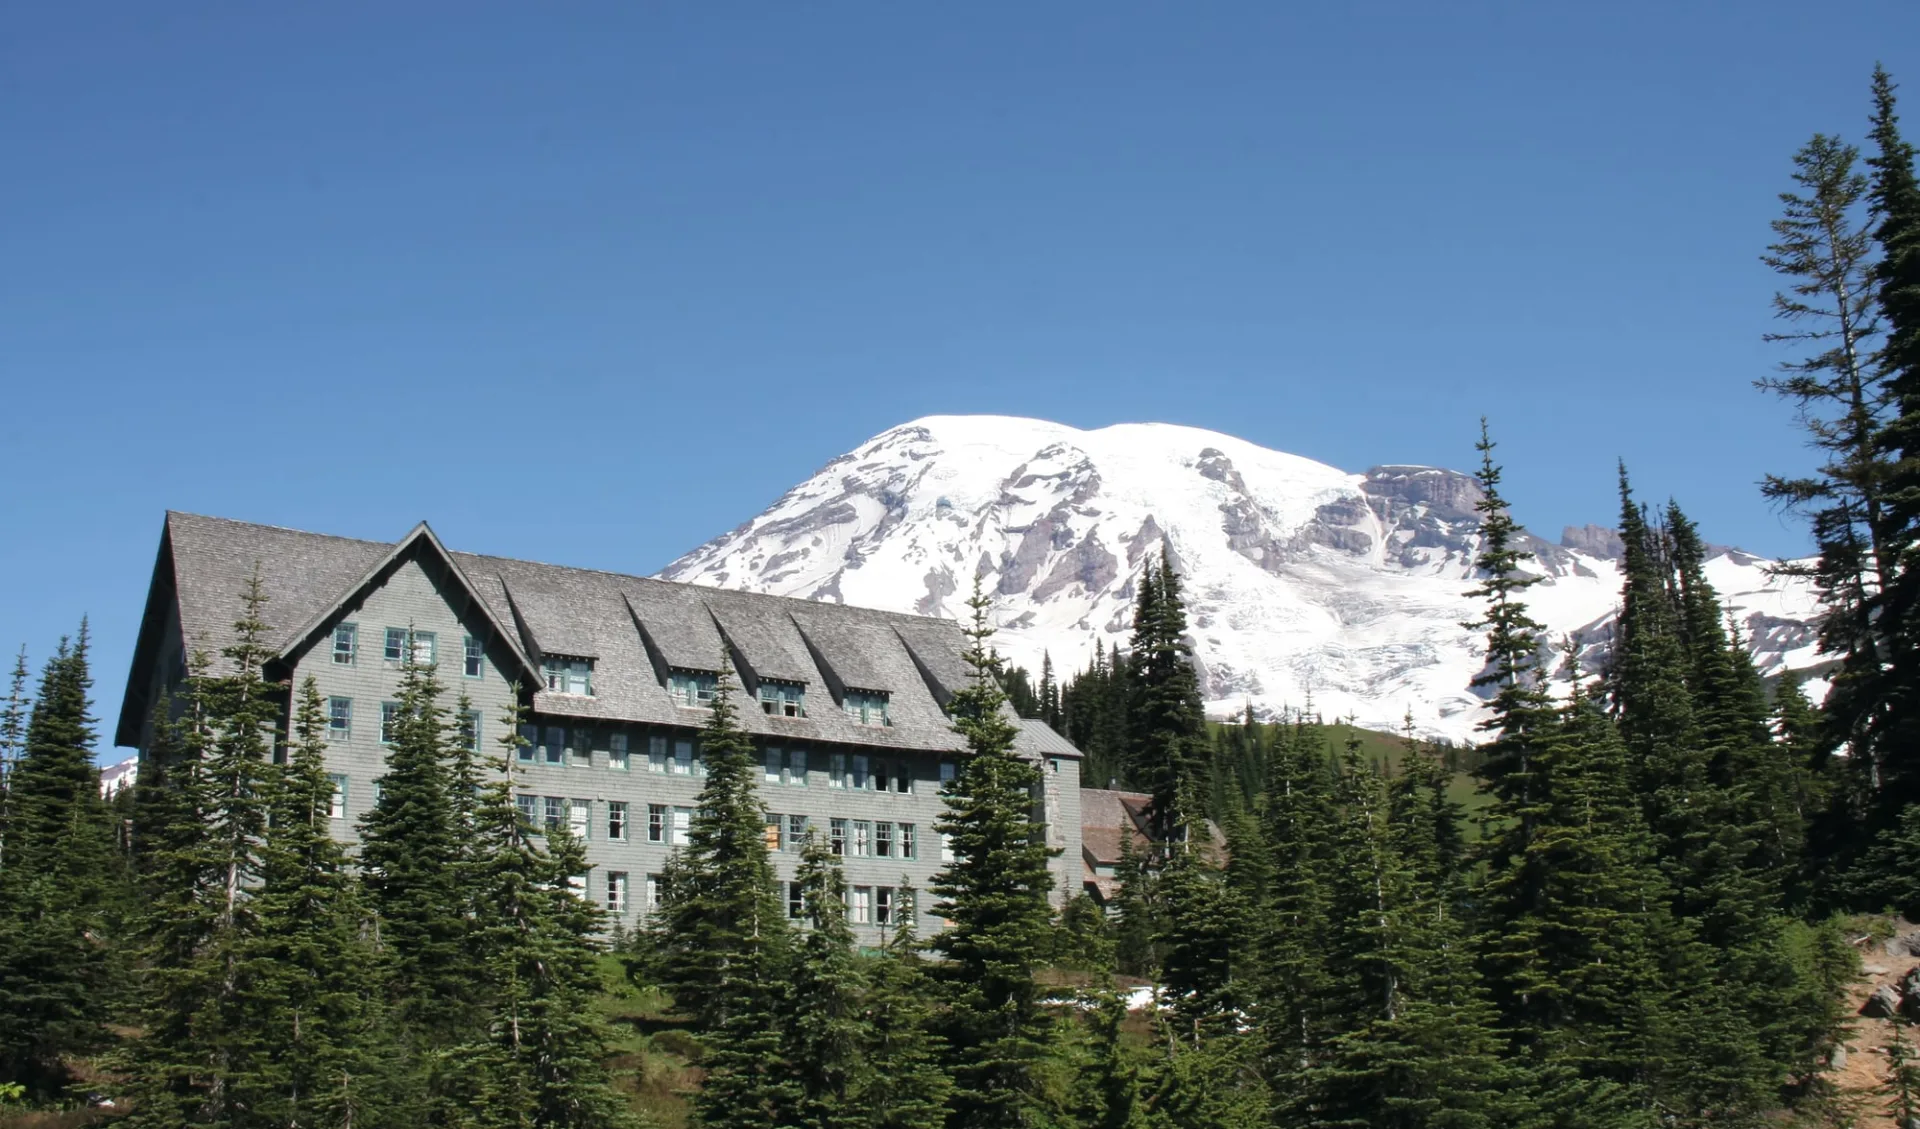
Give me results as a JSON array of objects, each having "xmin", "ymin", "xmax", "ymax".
[
  {"xmin": 331, "ymin": 624, "xmax": 356, "ymax": 666},
  {"xmin": 667, "ymin": 670, "xmax": 717, "ymax": 707}
]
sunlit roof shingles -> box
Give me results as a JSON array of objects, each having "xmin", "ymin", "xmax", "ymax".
[{"xmin": 161, "ymin": 514, "xmax": 1082, "ymax": 760}]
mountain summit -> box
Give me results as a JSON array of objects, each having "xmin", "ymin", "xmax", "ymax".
[{"xmin": 661, "ymin": 416, "xmax": 1820, "ymax": 741}]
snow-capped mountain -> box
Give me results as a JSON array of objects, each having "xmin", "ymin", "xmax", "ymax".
[
  {"xmin": 661, "ymin": 416, "xmax": 1823, "ymax": 743},
  {"xmin": 100, "ymin": 755, "xmax": 137, "ymax": 798}
]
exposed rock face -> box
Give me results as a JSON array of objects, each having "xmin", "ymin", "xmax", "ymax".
[
  {"xmin": 1562, "ymin": 524, "xmax": 1627, "ymax": 561},
  {"xmin": 660, "ymin": 416, "xmax": 1824, "ymax": 742}
]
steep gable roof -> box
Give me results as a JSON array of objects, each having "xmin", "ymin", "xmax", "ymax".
[
  {"xmin": 272, "ymin": 521, "xmax": 544, "ymax": 685},
  {"xmin": 120, "ymin": 513, "xmax": 1086, "ymax": 762}
]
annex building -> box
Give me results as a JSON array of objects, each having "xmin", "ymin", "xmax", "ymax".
[{"xmin": 116, "ymin": 512, "xmax": 1086, "ymax": 944}]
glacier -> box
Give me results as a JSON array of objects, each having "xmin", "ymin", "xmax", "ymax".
[{"xmin": 661, "ymin": 416, "xmax": 1823, "ymax": 744}]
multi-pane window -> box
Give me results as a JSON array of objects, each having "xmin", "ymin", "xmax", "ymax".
[
  {"xmin": 569, "ymin": 799, "xmax": 591, "ymax": 841},
  {"xmin": 608, "ymin": 733, "xmax": 629, "ymax": 772},
  {"xmin": 876, "ymin": 886, "xmax": 895, "ymax": 928},
  {"xmin": 764, "ymin": 817, "xmax": 782, "ymax": 852},
  {"xmin": 850, "ymin": 886, "xmax": 871, "ymax": 925},
  {"xmin": 327, "ymin": 697, "xmax": 352, "ymax": 739},
  {"xmin": 890, "ymin": 762, "xmax": 912, "ymax": 794},
  {"xmin": 899, "ymin": 823, "xmax": 916, "ymax": 860},
  {"xmin": 673, "ymin": 739, "xmax": 695, "ymax": 776},
  {"xmin": 829, "ymin": 753, "xmax": 847, "ymax": 789},
  {"xmin": 541, "ymin": 727, "xmax": 566, "ymax": 766},
  {"xmin": 544, "ymin": 656, "xmax": 593, "ymax": 696},
  {"xmin": 385, "ymin": 628, "xmax": 435, "ymax": 666},
  {"xmin": 458, "ymin": 710, "xmax": 481, "ymax": 753},
  {"xmin": 763, "ymin": 746, "xmax": 806, "ymax": 786},
  {"xmin": 516, "ymin": 794, "xmax": 537, "ymax": 826},
  {"xmin": 939, "ymin": 761, "xmax": 957, "ymax": 785},
  {"xmin": 671, "ymin": 807, "xmax": 691, "ymax": 846},
  {"xmin": 852, "ymin": 821, "xmax": 872, "ymax": 858},
  {"xmin": 332, "ymin": 623, "xmax": 357, "ymax": 666},
  {"xmin": 380, "ymin": 702, "xmax": 401, "ymax": 744},
  {"xmin": 648, "ymin": 804, "xmax": 666, "ymax": 843},
  {"xmin": 829, "ymin": 818, "xmax": 848, "ymax": 857},
  {"xmin": 648, "ymin": 735, "xmax": 668, "ymax": 773},
  {"xmin": 645, "ymin": 874, "xmax": 661, "ymax": 913},
  {"xmin": 667, "ymin": 670, "xmax": 718, "ymax": 707},
  {"xmin": 875, "ymin": 821, "xmax": 894, "ymax": 859},
  {"xmin": 543, "ymin": 796, "xmax": 565, "ymax": 834},
  {"xmin": 463, "ymin": 635, "xmax": 484, "ymax": 679},
  {"xmin": 851, "ymin": 755, "xmax": 869, "ymax": 791},
  {"xmin": 607, "ymin": 801, "xmax": 628, "ymax": 841},
  {"xmin": 328, "ymin": 774, "xmax": 348, "ymax": 820},
  {"xmin": 517, "ymin": 724, "xmax": 537, "ymax": 763},
  {"xmin": 786, "ymin": 814, "xmax": 808, "ymax": 853},
  {"xmin": 606, "ymin": 872, "xmax": 628, "ymax": 916},
  {"xmin": 788, "ymin": 881, "xmax": 805, "ymax": 919},
  {"xmin": 843, "ymin": 689, "xmax": 890, "ymax": 727},
  {"xmin": 758, "ymin": 681, "xmax": 805, "ymax": 718}
]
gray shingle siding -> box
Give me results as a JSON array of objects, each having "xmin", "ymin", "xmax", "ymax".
[{"xmin": 119, "ymin": 512, "xmax": 1089, "ymax": 941}]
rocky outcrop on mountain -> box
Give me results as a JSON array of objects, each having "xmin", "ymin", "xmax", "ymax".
[{"xmin": 661, "ymin": 416, "xmax": 1823, "ymax": 742}]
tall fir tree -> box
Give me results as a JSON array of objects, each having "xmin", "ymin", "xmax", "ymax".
[
  {"xmin": 932, "ymin": 580, "xmax": 1063, "ymax": 1129},
  {"xmin": 1759, "ymin": 131, "xmax": 1894, "ymax": 880},
  {"xmin": 657, "ymin": 653, "xmax": 789, "ymax": 1031},
  {"xmin": 1462, "ymin": 423, "xmax": 1555, "ymax": 869},
  {"xmin": 782, "ymin": 834, "xmax": 871, "ymax": 1129},
  {"xmin": 444, "ymin": 691, "xmax": 636, "ymax": 1129},
  {"xmin": 240, "ymin": 677, "xmax": 389, "ymax": 1128},
  {"xmin": 1127, "ymin": 550, "xmax": 1210, "ymax": 838},
  {"xmin": 123, "ymin": 577, "xmax": 297, "ymax": 1125},
  {"xmin": 357, "ymin": 633, "xmax": 472, "ymax": 1037},
  {"xmin": 862, "ymin": 883, "xmax": 953, "ymax": 1129},
  {"xmin": 0, "ymin": 626, "xmax": 115, "ymax": 1097},
  {"xmin": 0, "ymin": 645, "xmax": 27, "ymax": 870}
]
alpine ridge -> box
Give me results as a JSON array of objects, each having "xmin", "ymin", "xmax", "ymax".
[{"xmin": 660, "ymin": 416, "xmax": 1822, "ymax": 742}]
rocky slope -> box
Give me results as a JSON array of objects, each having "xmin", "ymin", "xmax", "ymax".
[{"xmin": 662, "ymin": 416, "xmax": 1822, "ymax": 743}]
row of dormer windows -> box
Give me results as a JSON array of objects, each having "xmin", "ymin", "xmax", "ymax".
[{"xmin": 323, "ymin": 625, "xmax": 891, "ymax": 725}]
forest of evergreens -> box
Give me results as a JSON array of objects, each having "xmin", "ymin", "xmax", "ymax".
[{"xmin": 3, "ymin": 63, "xmax": 1920, "ymax": 1129}]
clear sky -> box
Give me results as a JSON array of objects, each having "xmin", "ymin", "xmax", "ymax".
[{"xmin": 3, "ymin": 2, "xmax": 1916, "ymax": 755}]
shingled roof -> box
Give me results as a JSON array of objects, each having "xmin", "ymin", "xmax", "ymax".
[{"xmin": 119, "ymin": 512, "xmax": 1079, "ymax": 761}]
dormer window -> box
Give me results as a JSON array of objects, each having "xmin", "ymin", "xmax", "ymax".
[
  {"xmin": 667, "ymin": 670, "xmax": 718, "ymax": 707},
  {"xmin": 759, "ymin": 681, "xmax": 805, "ymax": 718},
  {"xmin": 843, "ymin": 689, "xmax": 890, "ymax": 727},
  {"xmin": 544, "ymin": 656, "xmax": 593, "ymax": 696}
]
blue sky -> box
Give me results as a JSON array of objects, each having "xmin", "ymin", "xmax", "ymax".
[{"xmin": 2, "ymin": 2, "xmax": 1915, "ymax": 753}]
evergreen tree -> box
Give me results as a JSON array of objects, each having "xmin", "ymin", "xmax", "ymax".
[
  {"xmin": 783, "ymin": 835, "xmax": 871, "ymax": 1129},
  {"xmin": 657, "ymin": 654, "xmax": 789, "ymax": 1032},
  {"xmin": 358, "ymin": 634, "xmax": 471, "ymax": 1035},
  {"xmin": 1248, "ymin": 713, "xmax": 1336, "ymax": 1107},
  {"xmin": 1151, "ymin": 794, "xmax": 1242, "ymax": 1040},
  {"xmin": 1108, "ymin": 832, "xmax": 1159, "ymax": 978},
  {"xmin": 122, "ymin": 577, "xmax": 291, "ymax": 1125},
  {"xmin": 1759, "ymin": 131, "xmax": 1893, "ymax": 870},
  {"xmin": 1069, "ymin": 987, "xmax": 1144, "ymax": 1129},
  {"xmin": 445, "ymin": 692, "xmax": 636, "ymax": 1129},
  {"xmin": 1127, "ymin": 550, "xmax": 1210, "ymax": 839},
  {"xmin": 0, "ymin": 646, "xmax": 27, "ymax": 870},
  {"xmin": 1296, "ymin": 739, "xmax": 1519, "ymax": 1129},
  {"xmin": 863, "ymin": 883, "xmax": 953, "ymax": 1129},
  {"xmin": 241, "ymin": 678, "xmax": 388, "ymax": 1127},
  {"xmin": 0, "ymin": 627, "xmax": 115, "ymax": 1097},
  {"xmin": 932, "ymin": 580, "xmax": 1062, "ymax": 1129},
  {"xmin": 1463, "ymin": 423, "xmax": 1555, "ymax": 869}
]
